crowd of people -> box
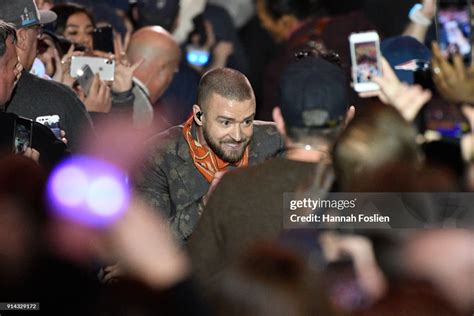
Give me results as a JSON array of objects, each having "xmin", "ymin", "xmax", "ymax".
[{"xmin": 0, "ymin": 0, "xmax": 472, "ymax": 315}]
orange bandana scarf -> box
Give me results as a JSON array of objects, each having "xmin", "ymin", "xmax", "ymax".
[{"xmin": 182, "ymin": 116, "xmax": 249, "ymax": 182}]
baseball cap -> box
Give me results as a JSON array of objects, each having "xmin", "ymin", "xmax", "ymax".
[
  {"xmin": 381, "ymin": 36, "xmax": 432, "ymax": 84},
  {"xmin": 134, "ymin": 0, "xmax": 180, "ymax": 31},
  {"xmin": 279, "ymin": 56, "xmax": 349, "ymax": 128},
  {"xmin": 0, "ymin": 0, "xmax": 57, "ymax": 29}
]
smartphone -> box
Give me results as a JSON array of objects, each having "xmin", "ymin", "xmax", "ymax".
[
  {"xmin": 186, "ymin": 45, "xmax": 210, "ymax": 67},
  {"xmin": 57, "ymin": 36, "xmax": 87, "ymax": 55},
  {"xmin": 76, "ymin": 64, "xmax": 95, "ymax": 96},
  {"xmin": 435, "ymin": 0, "xmax": 472, "ymax": 65},
  {"xmin": 349, "ymin": 31, "xmax": 382, "ymax": 92},
  {"xmin": 70, "ymin": 56, "xmax": 115, "ymax": 81},
  {"xmin": 93, "ymin": 25, "xmax": 115, "ymax": 54},
  {"xmin": 14, "ymin": 117, "xmax": 33, "ymax": 154},
  {"xmin": 36, "ymin": 115, "xmax": 61, "ymax": 139}
]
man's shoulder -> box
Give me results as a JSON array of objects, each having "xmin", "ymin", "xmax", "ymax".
[
  {"xmin": 22, "ymin": 72, "xmax": 69, "ymax": 91},
  {"xmin": 145, "ymin": 125, "xmax": 185, "ymax": 160}
]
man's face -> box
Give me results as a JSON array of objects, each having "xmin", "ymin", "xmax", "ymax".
[
  {"xmin": 149, "ymin": 58, "xmax": 179, "ymax": 104},
  {"xmin": 17, "ymin": 26, "xmax": 42, "ymax": 71},
  {"xmin": 201, "ymin": 93, "xmax": 256, "ymax": 163},
  {"xmin": 0, "ymin": 36, "xmax": 22, "ymax": 106}
]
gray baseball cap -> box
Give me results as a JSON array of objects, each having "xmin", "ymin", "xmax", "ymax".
[{"xmin": 0, "ymin": 0, "xmax": 57, "ymax": 29}]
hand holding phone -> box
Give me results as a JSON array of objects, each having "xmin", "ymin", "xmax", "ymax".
[
  {"xmin": 82, "ymin": 74, "xmax": 112, "ymax": 113},
  {"xmin": 14, "ymin": 117, "xmax": 33, "ymax": 154},
  {"xmin": 435, "ymin": 0, "xmax": 472, "ymax": 65},
  {"xmin": 349, "ymin": 31, "xmax": 383, "ymax": 92},
  {"xmin": 76, "ymin": 64, "xmax": 95, "ymax": 96},
  {"xmin": 70, "ymin": 56, "xmax": 115, "ymax": 81},
  {"xmin": 36, "ymin": 115, "xmax": 61, "ymax": 139}
]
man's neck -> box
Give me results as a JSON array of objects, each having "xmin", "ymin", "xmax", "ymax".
[{"xmin": 195, "ymin": 125, "xmax": 207, "ymax": 147}]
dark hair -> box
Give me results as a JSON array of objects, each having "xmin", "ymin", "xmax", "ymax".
[
  {"xmin": 0, "ymin": 21, "xmax": 17, "ymax": 58},
  {"xmin": 51, "ymin": 3, "xmax": 96, "ymax": 36},
  {"xmin": 263, "ymin": 0, "xmax": 323, "ymax": 20},
  {"xmin": 197, "ymin": 68, "xmax": 255, "ymax": 111}
]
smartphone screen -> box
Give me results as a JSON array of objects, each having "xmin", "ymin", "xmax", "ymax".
[
  {"xmin": 186, "ymin": 46, "xmax": 210, "ymax": 67},
  {"xmin": 14, "ymin": 117, "xmax": 33, "ymax": 154},
  {"xmin": 436, "ymin": 0, "xmax": 472, "ymax": 64},
  {"xmin": 354, "ymin": 42, "xmax": 381, "ymax": 84},
  {"xmin": 93, "ymin": 25, "xmax": 115, "ymax": 54},
  {"xmin": 36, "ymin": 115, "xmax": 61, "ymax": 139},
  {"xmin": 350, "ymin": 32, "xmax": 382, "ymax": 92}
]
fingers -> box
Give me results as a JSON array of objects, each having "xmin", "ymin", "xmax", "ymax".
[
  {"xmin": 101, "ymin": 263, "xmax": 123, "ymax": 283},
  {"xmin": 60, "ymin": 130, "xmax": 68, "ymax": 144},
  {"xmin": 380, "ymin": 57, "xmax": 399, "ymax": 83},
  {"xmin": 358, "ymin": 90, "xmax": 382, "ymax": 99},
  {"xmin": 452, "ymin": 53, "xmax": 466, "ymax": 80},
  {"xmin": 130, "ymin": 58, "xmax": 144, "ymax": 72},
  {"xmin": 89, "ymin": 74, "xmax": 100, "ymax": 96},
  {"xmin": 66, "ymin": 43, "xmax": 75, "ymax": 57},
  {"xmin": 123, "ymin": 30, "xmax": 132, "ymax": 52},
  {"xmin": 23, "ymin": 148, "xmax": 40, "ymax": 163},
  {"xmin": 431, "ymin": 41, "xmax": 456, "ymax": 79},
  {"xmin": 114, "ymin": 33, "xmax": 123, "ymax": 60}
]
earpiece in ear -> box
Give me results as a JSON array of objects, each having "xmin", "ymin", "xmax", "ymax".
[{"xmin": 196, "ymin": 111, "xmax": 203, "ymax": 121}]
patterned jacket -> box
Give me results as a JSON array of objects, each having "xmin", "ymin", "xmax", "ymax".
[{"xmin": 135, "ymin": 121, "xmax": 283, "ymax": 241}]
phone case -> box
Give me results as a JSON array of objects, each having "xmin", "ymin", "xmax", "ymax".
[{"xmin": 70, "ymin": 56, "xmax": 115, "ymax": 81}]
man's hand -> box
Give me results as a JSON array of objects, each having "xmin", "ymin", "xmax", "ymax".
[
  {"xmin": 99, "ymin": 262, "xmax": 124, "ymax": 284},
  {"xmin": 23, "ymin": 148, "xmax": 40, "ymax": 163},
  {"xmin": 105, "ymin": 198, "xmax": 190, "ymax": 289},
  {"xmin": 359, "ymin": 57, "xmax": 432, "ymax": 121},
  {"xmin": 60, "ymin": 44, "xmax": 84, "ymax": 87},
  {"xmin": 432, "ymin": 42, "xmax": 474, "ymax": 104},
  {"xmin": 79, "ymin": 74, "xmax": 112, "ymax": 113},
  {"xmin": 210, "ymin": 42, "xmax": 234, "ymax": 69},
  {"xmin": 111, "ymin": 34, "xmax": 144, "ymax": 93},
  {"xmin": 420, "ymin": 0, "xmax": 436, "ymax": 19},
  {"xmin": 60, "ymin": 130, "xmax": 68, "ymax": 145},
  {"xmin": 202, "ymin": 171, "xmax": 227, "ymax": 206}
]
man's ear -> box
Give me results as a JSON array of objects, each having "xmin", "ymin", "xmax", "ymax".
[
  {"xmin": 15, "ymin": 29, "xmax": 29, "ymax": 52},
  {"xmin": 272, "ymin": 107, "xmax": 286, "ymax": 136},
  {"xmin": 193, "ymin": 104, "xmax": 203, "ymax": 126}
]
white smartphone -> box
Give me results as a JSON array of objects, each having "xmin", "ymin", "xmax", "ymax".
[
  {"xmin": 70, "ymin": 56, "xmax": 115, "ymax": 81},
  {"xmin": 36, "ymin": 115, "xmax": 61, "ymax": 139},
  {"xmin": 349, "ymin": 31, "xmax": 382, "ymax": 92}
]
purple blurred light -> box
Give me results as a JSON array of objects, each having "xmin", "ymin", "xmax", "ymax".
[{"xmin": 47, "ymin": 156, "xmax": 130, "ymax": 227}]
